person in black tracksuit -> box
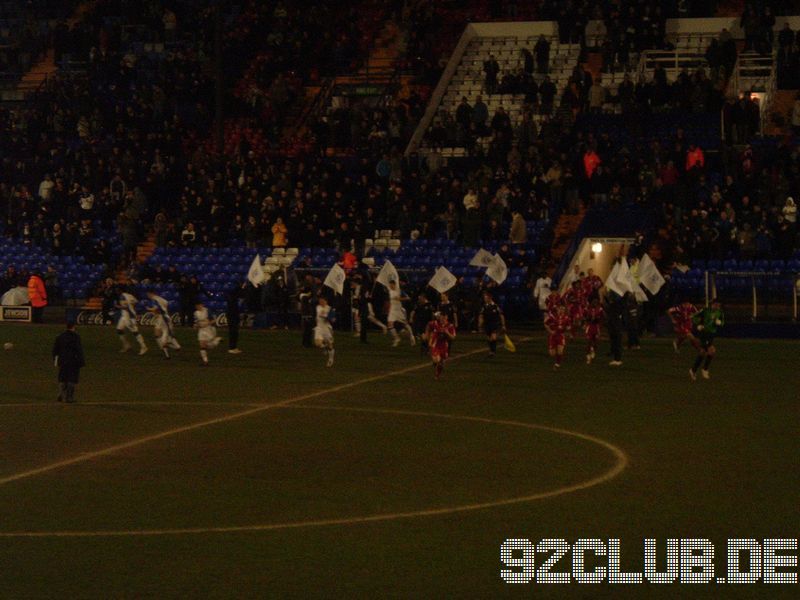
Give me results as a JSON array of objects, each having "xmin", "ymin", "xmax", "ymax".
[
  {"xmin": 52, "ymin": 320, "xmax": 85, "ymax": 403},
  {"xmin": 605, "ymin": 293, "xmax": 625, "ymax": 366},
  {"xmin": 478, "ymin": 291, "xmax": 505, "ymax": 357},
  {"xmin": 411, "ymin": 294, "xmax": 434, "ymax": 354},
  {"xmin": 227, "ymin": 284, "xmax": 245, "ymax": 353},
  {"xmin": 358, "ymin": 284, "xmax": 373, "ymax": 344},
  {"xmin": 624, "ymin": 292, "xmax": 641, "ymax": 349},
  {"xmin": 101, "ymin": 281, "xmax": 118, "ymax": 324},
  {"xmin": 179, "ymin": 276, "xmax": 200, "ymax": 326},
  {"xmin": 299, "ymin": 276, "xmax": 317, "ymax": 347}
]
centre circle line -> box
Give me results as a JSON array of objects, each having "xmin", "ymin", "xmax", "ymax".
[{"xmin": 0, "ymin": 404, "xmax": 628, "ymax": 538}]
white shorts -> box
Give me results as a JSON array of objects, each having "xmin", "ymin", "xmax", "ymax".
[
  {"xmin": 117, "ymin": 312, "xmax": 139, "ymax": 333},
  {"xmin": 388, "ymin": 307, "xmax": 407, "ymax": 323},
  {"xmin": 155, "ymin": 320, "xmax": 179, "ymax": 348},
  {"xmin": 198, "ymin": 325, "xmax": 218, "ymax": 344},
  {"xmin": 314, "ymin": 324, "xmax": 333, "ymax": 344}
]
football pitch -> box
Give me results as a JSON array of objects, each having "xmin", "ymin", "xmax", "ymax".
[{"xmin": 0, "ymin": 323, "xmax": 797, "ymax": 598}]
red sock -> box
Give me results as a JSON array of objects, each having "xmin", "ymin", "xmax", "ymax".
[{"xmin": 556, "ymin": 354, "xmax": 562, "ymax": 366}]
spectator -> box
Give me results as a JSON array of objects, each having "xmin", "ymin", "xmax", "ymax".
[
  {"xmin": 472, "ymin": 95, "xmax": 488, "ymax": 131},
  {"xmin": 44, "ymin": 266, "xmax": 61, "ymax": 303},
  {"xmin": 38, "ymin": 174, "xmax": 54, "ymax": 201},
  {"xmin": 510, "ymin": 211, "xmax": 527, "ymax": 244},
  {"xmin": 686, "ymin": 144, "xmax": 705, "ymax": 173},
  {"xmin": 181, "ymin": 222, "xmax": 197, "ymax": 247},
  {"xmin": 583, "ymin": 147, "xmax": 601, "ymax": 179},
  {"xmin": 271, "ymin": 217, "xmax": 288, "ymax": 247},
  {"xmin": 483, "ymin": 55, "xmax": 500, "ymax": 94},
  {"xmin": 539, "ymin": 76, "xmax": 556, "ymax": 115},
  {"xmin": 27, "ymin": 272, "xmax": 47, "ymax": 323},
  {"xmin": 463, "ymin": 188, "xmax": 479, "ymax": 212},
  {"xmin": 534, "ymin": 35, "xmax": 550, "ymax": 74},
  {"xmin": 783, "ymin": 197, "xmax": 797, "ymax": 227},
  {"xmin": 588, "ymin": 78, "xmax": 607, "ymax": 113}
]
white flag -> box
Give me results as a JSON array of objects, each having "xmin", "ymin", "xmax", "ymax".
[
  {"xmin": 616, "ymin": 258, "xmax": 635, "ymax": 292},
  {"xmin": 634, "ymin": 286, "xmax": 649, "ymax": 302},
  {"xmin": 376, "ymin": 259, "xmax": 399, "ymax": 288},
  {"xmin": 605, "ymin": 259, "xmax": 634, "ymax": 296},
  {"xmin": 323, "ymin": 263, "xmax": 346, "ymax": 295},
  {"xmin": 247, "ymin": 254, "xmax": 266, "ymax": 287},
  {"xmin": 469, "ymin": 248, "xmax": 495, "ymax": 267},
  {"xmin": 486, "ymin": 254, "xmax": 508, "ymax": 284},
  {"xmin": 428, "ymin": 267, "xmax": 457, "ymax": 294},
  {"xmin": 638, "ymin": 254, "xmax": 666, "ymax": 295}
]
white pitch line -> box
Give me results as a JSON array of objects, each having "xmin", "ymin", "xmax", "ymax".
[
  {"xmin": 0, "ymin": 401, "xmax": 260, "ymax": 408},
  {"xmin": 0, "ymin": 340, "xmax": 527, "ymax": 487},
  {"xmin": 0, "ymin": 404, "xmax": 627, "ymax": 538}
]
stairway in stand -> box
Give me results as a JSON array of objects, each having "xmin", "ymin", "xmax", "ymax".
[
  {"xmin": 82, "ymin": 232, "xmax": 157, "ymax": 310},
  {"xmin": 549, "ymin": 207, "xmax": 586, "ymax": 276},
  {"xmin": 14, "ymin": 1, "xmax": 96, "ymax": 95},
  {"xmin": 283, "ymin": 20, "xmax": 406, "ymax": 155}
]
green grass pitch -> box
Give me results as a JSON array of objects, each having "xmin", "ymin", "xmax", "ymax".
[{"xmin": 0, "ymin": 323, "xmax": 797, "ymax": 598}]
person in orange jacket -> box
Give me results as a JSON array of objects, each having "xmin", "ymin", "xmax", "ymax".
[{"xmin": 28, "ymin": 272, "xmax": 48, "ymax": 323}]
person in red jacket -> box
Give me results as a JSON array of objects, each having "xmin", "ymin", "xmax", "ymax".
[
  {"xmin": 583, "ymin": 148, "xmax": 601, "ymax": 179},
  {"xmin": 27, "ymin": 273, "xmax": 48, "ymax": 323},
  {"xmin": 685, "ymin": 144, "xmax": 705, "ymax": 172}
]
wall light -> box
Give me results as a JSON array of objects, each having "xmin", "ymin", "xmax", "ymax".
[{"xmin": 591, "ymin": 242, "xmax": 603, "ymax": 254}]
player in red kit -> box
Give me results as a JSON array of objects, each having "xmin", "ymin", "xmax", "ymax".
[
  {"xmin": 668, "ymin": 302, "xmax": 698, "ymax": 352},
  {"xmin": 545, "ymin": 291, "xmax": 562, "ymax": 318},
  {"xmin": 581, "ymin": 268, "xmax": 603, "ymax": 299},
  {"xmin": 584, "ymin": 297, "xmax": 604, "ymax": 364},
  {"xmin": 545, "ymin": 304, "xmax": 571, "ymax": 370},
  {"xmin": 565, "ymin": 281, "xmax": 586, "ymax": 337},
  {"xmin": 426, "ymin": 312, "xmax": 456, "ymax": 379}
]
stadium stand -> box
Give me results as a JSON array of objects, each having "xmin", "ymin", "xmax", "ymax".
[{"xmin": 0, "ymin": 0, "xmax": 799, "ymax": 326}]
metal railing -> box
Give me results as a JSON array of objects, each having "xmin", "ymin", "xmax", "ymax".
[{"xmin": 636, "ymin": 48, "xmax": 710, "ymax": 78}]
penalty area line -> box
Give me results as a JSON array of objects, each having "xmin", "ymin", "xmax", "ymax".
[{"xmin": 0, "ymin": 338, "xmax": 530, "ymax": 487}]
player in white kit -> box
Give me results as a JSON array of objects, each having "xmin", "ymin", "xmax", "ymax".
[
  {"xmin": 194, "ymin": 301, "xmax": 221, "ymax": 366},
  {"xmin": 116, "ymin": 292, "xmax": 148, "ymax": 355},
  {"xmin": 387, "ymin": 280, "xmax": 415, "ymax": 347},
  {"xmin": 146, "ymin": 290, "xmax": 181, "ymax": 359},
  {"xmin": 313, "ymin": 296, "xmax": 335, "ymax": 367}
]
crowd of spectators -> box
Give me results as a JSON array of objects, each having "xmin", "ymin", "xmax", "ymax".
[
  {"xmin": 1, "ymin": 0, "xmax": 799, "ymax": 316},
  {"xmin": 0, "ymin": 1, "xmax": 217, "ymax": 277}
]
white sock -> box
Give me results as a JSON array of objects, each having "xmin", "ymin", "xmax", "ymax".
[
  {"xmin": 200, "ymin": 349, "xmax": 208, "ymax": 363},
  {"xmin": 389, "ymin": 327, "xmax": 399, "ymax": 340},
  {"xmin": 135, "ymin": 334, "xmax": 146, "ymax": 349}
]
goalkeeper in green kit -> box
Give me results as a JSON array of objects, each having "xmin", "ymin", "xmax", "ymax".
[{"xmin": 689, "ymin": 298, "xmax": 725, "ymax": 381}]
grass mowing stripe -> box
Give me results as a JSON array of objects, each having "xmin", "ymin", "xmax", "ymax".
[{"xmin": 0, "ymin": 338, "xmax": 530, "ymax": 487}]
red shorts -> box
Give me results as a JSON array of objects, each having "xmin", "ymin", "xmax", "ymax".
[
  {"xmin": 430, "ymin": 343, "xmax": 449, "ymax": 361},
  {"xmin": 548, "ymin": 333, "xmax": 566, "ymax": 350},
  {"xmin": 675, "ymin": 324, "xmax": 692, "ymax": 336},
  {"xmin": 585, "ymin": 324, "xmax": 599, "ymax": 340}
]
